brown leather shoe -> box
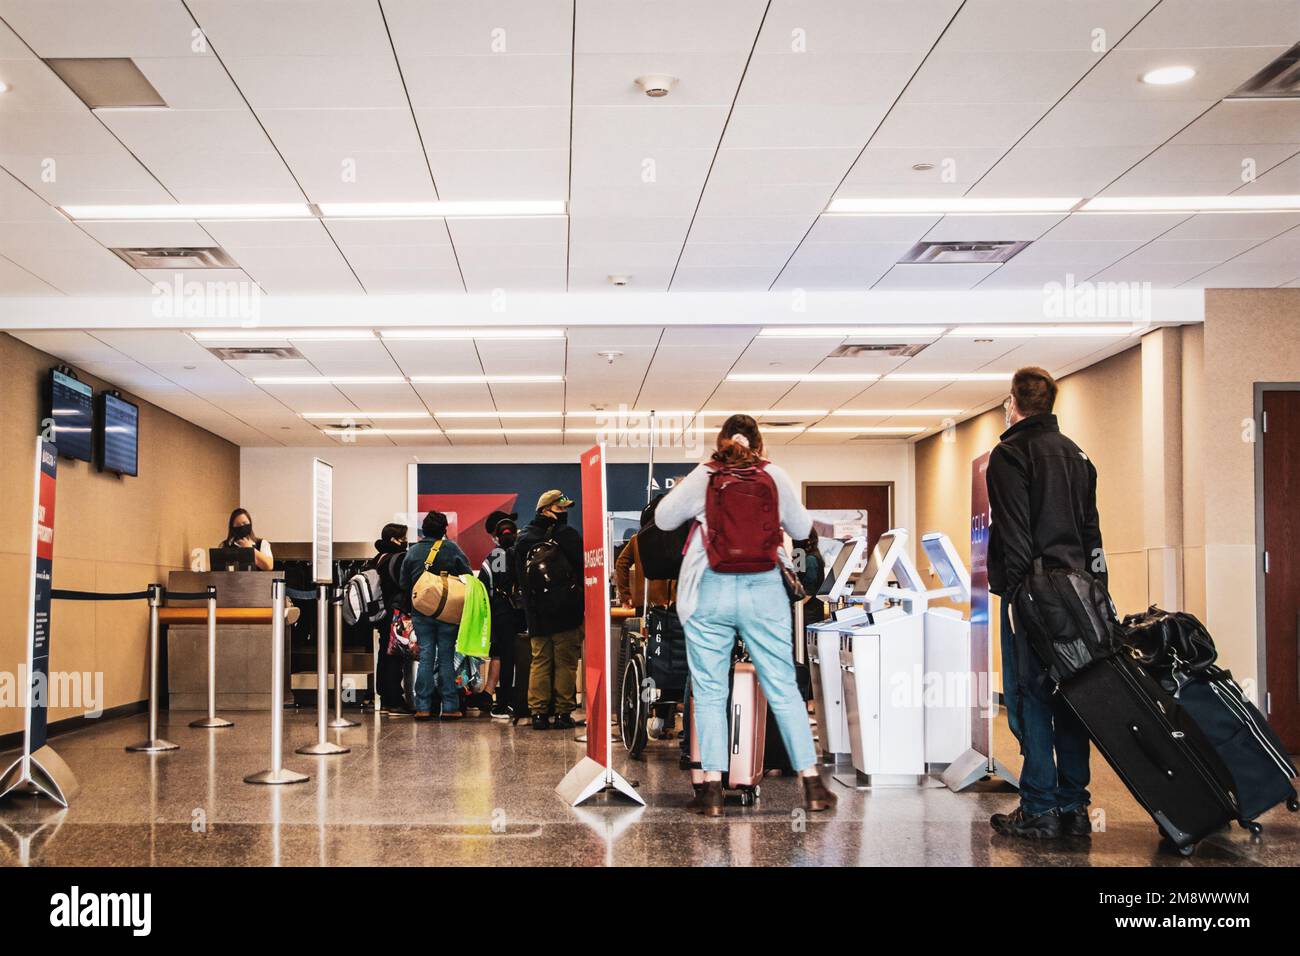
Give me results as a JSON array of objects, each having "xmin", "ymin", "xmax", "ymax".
[
  {"xmin": 801, "ymin": 773, "xmax": 837, "ymax": 812},
  {"xmin": 413, "ymin": 711, "xmax": 432, "ymax": 721},
  {"xmin": 687, "ymin": 781, "xmax": 725, "ymax": 817}
]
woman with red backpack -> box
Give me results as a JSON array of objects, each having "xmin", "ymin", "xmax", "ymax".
[{"xmin": 655, "ymin": 414, "xmax": 836, "ymax": 816}]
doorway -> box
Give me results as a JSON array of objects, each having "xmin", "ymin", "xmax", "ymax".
[
  {"xmin": 803, "ymin": 482, "xmax": 893, "ymax": 556},
  {"xmin": 1257, "ymin": 386, "xmax": 1300, "ymax": 751}
]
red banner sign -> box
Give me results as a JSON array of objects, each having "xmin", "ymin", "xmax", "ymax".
[{"xmin": 580, "ymin": 444, "xmax": 609, "ymax": 767}]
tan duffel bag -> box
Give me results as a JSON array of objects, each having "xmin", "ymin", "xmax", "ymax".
[{"xmin": 411, "ymin": 540, "xmax": 466, "ymax": 623}]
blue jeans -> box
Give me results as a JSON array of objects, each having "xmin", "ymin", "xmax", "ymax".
[
  {"xmin": 413, "ymin": 614, "xmax": 459, "ymax": 714},
  {"xmin": 1001, "ymin": 600, "xmax": 1091, "ymax": 817},
  {"xmin": 683, "ymin": 567, "xmax": 817, "ymax": 773}
]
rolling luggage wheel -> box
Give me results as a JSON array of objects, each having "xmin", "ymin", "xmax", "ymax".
[
  {"xmin": 1239, "ymin": 820, "xmax": 1263, "ymax": 837},
  {"xmin": 1288, "ymin": 796, "xmax": 1300, "ymax": 813},
  {"xmin": 738, "ymin": 786, "xmax": 760, "ymax": 807}
]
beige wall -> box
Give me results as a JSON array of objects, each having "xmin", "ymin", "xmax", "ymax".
[
  {"xmin": 1199, "ymin": 290, "xmax": 1300, "ymax": 688},
  {"xmin": 0, "ymin": 333, "xmax": 239, "ymax": 734}
]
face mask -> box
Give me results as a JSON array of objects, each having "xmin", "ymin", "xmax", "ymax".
[
  {"xmin": 554, "ymin": 510, "xmax": 569, "ymax": 526},
  {"xmin": 232, "ymin": 524, "xmax": 253, "ymax": 540},
  {"xmin": 498, "ymin": 529, "xmax": 517, "ymax": 548}
]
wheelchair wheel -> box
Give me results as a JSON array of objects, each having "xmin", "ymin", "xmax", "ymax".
[{"xmin": 620, "ymin": 653, "xmax": 649, "ymax": 756}]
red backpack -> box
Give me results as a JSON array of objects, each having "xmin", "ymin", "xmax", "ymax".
[{"xmin": 703, "ymin": 462, "xmax": 782, "ymax": 573}]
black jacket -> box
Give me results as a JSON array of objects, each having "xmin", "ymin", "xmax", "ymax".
[
  {"xmin": 514, "ymin": 512, "xmax": 584, "ymax": 636},
  {"xmin": 478, "ymin": 546, "xmax": 523, "ymax": 638},
  {"xmin": 986, "ymin": 414, "xmax": 1104, "ymax": 598},
  {"xmin": 364, "ymin": 548, "xmax": 406, "ymax": 613}
]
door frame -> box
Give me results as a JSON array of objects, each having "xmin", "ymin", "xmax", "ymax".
[
  {"xmin": 800, "ymin": 480, "xmax": 895, "ymax": 530},
  {"xmin": 1253, "ymin": 382, "xmax": 1300, "ymax": 713}
]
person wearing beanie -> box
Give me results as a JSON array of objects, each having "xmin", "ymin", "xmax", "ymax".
[
  {"xmin": 400, "ymin": 510, "xmax": 472, "ymax": 719},
  {"xmin": 513, "ymin": 490, "xmax": 584, "ymax": 730},
  {"xmin": 365, "ymin": 522, "xmax": 411, "ymax": 715},
  {"xmin": 477, "ymin": 509, "xmax": 523, "ymax": 719}
]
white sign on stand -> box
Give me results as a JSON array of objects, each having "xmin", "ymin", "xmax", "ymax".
[{"xmin": 312, "ymin": 458, "xmax": 333, "ymax": 585}]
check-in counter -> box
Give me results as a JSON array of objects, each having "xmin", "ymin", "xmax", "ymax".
[{"xmin": 164, "ymin": 571, "xmax": 300, "ymax": 711}]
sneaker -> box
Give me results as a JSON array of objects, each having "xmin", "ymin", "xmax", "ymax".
[
  {"xmin": 531, "ymin": 713, "xmax": 551, "ymax": 731},
  {"xmin": 553, "ymin": 713, "xmax": 576, "ymax": 730},
  {"xmin": 490, "ymin": 700, "xmax": 511, "ymax": 720},
  {"xmin": 1060, "ymin": 807, "xmax": 1093, "ymax": 837},
  {"xmin": 990, "ymin": 806, "xmax": 1061, "ymax": 839}
]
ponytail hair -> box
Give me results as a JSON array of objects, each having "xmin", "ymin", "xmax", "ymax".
[{"xmin": 711, "ymin": 414, "xmax": 764, "ymax": 467}]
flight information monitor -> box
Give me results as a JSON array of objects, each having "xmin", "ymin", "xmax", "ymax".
[
  {"xmin": 98, "ymin": 392, "xmax": 139, "ymax": 477},
  {"xmin": 48, "ymin": 368, "xmax": 93, "ymax": 462}
]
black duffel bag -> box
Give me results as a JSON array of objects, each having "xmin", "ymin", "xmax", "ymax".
[
  {"xmin": 1011, "ymin": 560, "xmax": 1120, "ymax": 684},
  {"xmin": 1121, "ymin": 605, "xmax": 1217, "ymax": 678}
]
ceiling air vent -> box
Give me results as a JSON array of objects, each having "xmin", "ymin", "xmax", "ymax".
[
  {"xmin": 829, "ymin": 342, "xmax": 929, "ymax": 359},
  {"xmin": 45, "ymin": 58, "xmax": 166, "ymax": 109},
  {"xmin": 112, "ymin": 247, "xmax": 238, "ymax": 270},
  {"xmin": 205, "ymin": 346, "xmax": 303, "ymax": 362},
  {"xmin": 899, "ymin": 240, "xmax": 1029, "ymax": 264},
  {"xmin": 1227, "ymin": 42, "xmax": 1300, "ymax": 99}
]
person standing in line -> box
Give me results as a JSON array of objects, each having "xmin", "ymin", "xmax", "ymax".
[
  {"xmin": 654, "ymin": 414, "xmax": 836, "ymax": 816},
  {"xmin": 365, "ymin": 521, "xmax": 412, "ymax": 716},
  {"xmin": 514, "ymin": 490, "xmax": 584, "ymax": 731},
  {"xmin": 987, "ymin": 366, "xmax": 1100, "ymax": 840},
  {"xmin": 401, "ymin": 510, "xmax": 472, "ymax": 721},
  {"xmin": 478, "ymin": 510, "xmax": 524, "ymax": 719}
]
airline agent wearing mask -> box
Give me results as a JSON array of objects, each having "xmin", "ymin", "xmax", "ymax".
[{"xmin": 224, "ymin": 508, "xmax": 274, "ymax": 571}]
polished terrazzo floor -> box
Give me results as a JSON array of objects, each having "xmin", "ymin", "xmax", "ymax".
[{"xmin": 2, "ymin": 706, "xmax": 1298, "ymax": 866}]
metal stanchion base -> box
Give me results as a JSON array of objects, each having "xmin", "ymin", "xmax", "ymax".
[
  {"xmin": 295, "ymin": 740, "xmax": 349, "ymax": 755},
  {"xmin": 125, "ymin": 739, "xmax": 179, "ymax": 753},
  {"xmin": 244, "ymin": 767, "xmax": 310, "ymax": 785},
  {"xmin": 189, "ymin": 716, "xmax": 234, "ymax": 728},
  {"xmin": 327, "ymin": 716, "xmax": 360, "ymax": 729}
]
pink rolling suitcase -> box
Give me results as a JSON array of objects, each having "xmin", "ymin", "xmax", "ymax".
[{"xmin": 688, "ymin": 660, "xmax": 768, "ymax": 805}]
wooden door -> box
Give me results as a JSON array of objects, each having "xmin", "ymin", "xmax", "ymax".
[
  {"xmin": 804, "ymin": 483, "xmax": 892, "ymax": 555},
  {"xmin": 1262, "ymin": 390, "xmax": 1300, "ymax": 750}
]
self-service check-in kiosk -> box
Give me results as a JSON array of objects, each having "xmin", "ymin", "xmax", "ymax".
[
  {"xmin": 919, "ymin": 532, "xmax": 973, "ymax": 771},
  {"xmin": 804, "ymin": 536, "xmax": 867, "ymax": 764}
]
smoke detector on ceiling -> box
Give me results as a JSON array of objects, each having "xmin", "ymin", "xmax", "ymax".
[
  {"xmin": 112, "ymin": 246, "xmax": 237, "ymax": 270},
  {"xmin": 900, "ymin": 240, "xmax": 1030, "ymax": 264},
  {"xmin": 597, "ymin": 350, "xmax": 624, "ymax": 365},
  {"xmin": 635, "ymin": 74, "xmax": 678, "ymax": 98},
  {"xmin": 609, "ymin": 274, "xmax": 631, "ymax": 286}
]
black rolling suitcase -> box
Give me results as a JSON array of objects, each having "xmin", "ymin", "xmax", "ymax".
[{"xmin": 1061, "ymin": 654, "xmax": 1240, "ymax": 854}]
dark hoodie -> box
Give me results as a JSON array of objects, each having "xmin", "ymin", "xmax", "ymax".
[{"xmin": 514, "ymin": 511, "xmax": 584, "ymax": 636}]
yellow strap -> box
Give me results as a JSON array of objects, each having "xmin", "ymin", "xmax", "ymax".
[{"xmin": 424, "ymin": 538, "xmax": 444, "ymax": 569}]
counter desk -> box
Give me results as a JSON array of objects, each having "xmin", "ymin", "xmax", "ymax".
[{"xmin": 164, "ymin": 571, "xmax": 299, "ymax": 711}]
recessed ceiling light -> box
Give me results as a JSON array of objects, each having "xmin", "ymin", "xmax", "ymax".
[
  {"xmin": 1141, "ymin": 65, "xmax": 1196, "ymax": 85},
  {"xmin": 318, "ymin": 200, "xmax": 566, "ymax": 218},
  {"xmin": 886, "ymin": 372, "xmax": 1011, "ymax": 382},
  {"xmin": 62, "ymin": 203, "xmax": 313, "ymax": 221},
  {"xmin": 727, "ymin": 373, "xmax": 882, "ymax": 383},
  {"xmin": 759, "ymin": 326, "xmax": 946, "ymax": 338},
  {"xmin": 442, "ymin": 428, "xmax": 565, "ymax": 436},
  {"xmin": 436, "ymin": 410, "xmax": 563, "ymax": 418},
  {"xmin": 379, "ymin": 328, "xmax": 564, "ymax": 340},
  {"xmin": 302, "ymin": 411, "xmax": 432, "ymax": 419},
  {"xmin": 1081, "ymin": 194, "xmax": 1300, "ymax": 213},
  {"xmin": 321, "ymin": 427, "xmax": 443, "ymax": 436},
  {"xmin": 807, "ymin": 426, "xmax": 924, "ymax": 434},
  {"xmin": 0, "ymin": 80, "xmax": 9, "ymax": 94},
  {"xmin": 826, "ymin": 197, "xmax": 1080, "ymax": 215},
  {"xmin": 410, "ymin": 375, "xmax": 563, "ymax": 384}
]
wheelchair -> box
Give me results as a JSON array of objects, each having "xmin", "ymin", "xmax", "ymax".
[{"xmin": 618, "ymin": 607, "xmax": 690, "ymax": 758}]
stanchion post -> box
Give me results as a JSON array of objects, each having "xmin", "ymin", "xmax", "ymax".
[
  {"xmin": 126, "ymin": 584, "xmax": 179, "ymax": 753},
  {"xmin": 296, "ymin": 584, "xmax": 349, "ymax": 755},
  {"xmin": 245, "ymin": 580, "xmax": 309, "ymax": 784},
  {"xmin": 329, "ymin": 587, "xmax": 360, "ymax": 728},
  {"xmin": 191, "ymin": 585, "xmax": 233, "ymax": 728}
]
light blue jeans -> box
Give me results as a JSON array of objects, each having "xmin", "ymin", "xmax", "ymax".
[
  {"xmin": 413, "ymin": 614, "xmax": 459, "ymax": 714},
  {"xmin": 683, "ymin": 567, "xmax": 817, "ymax": 773}
]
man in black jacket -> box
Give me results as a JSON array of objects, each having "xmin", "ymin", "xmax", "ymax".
[
  {"xmin": 987, "ymin": 367, "xmax": 1101, "ymax": 840},
  {"xmin": 514, "ymin": 490, "xmax": 584, "ymax": 730}
]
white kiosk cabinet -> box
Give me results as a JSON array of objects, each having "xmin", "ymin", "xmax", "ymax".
[
  {"xmin": 805, "ymin": 536, "xmax": 866, "ymax": 763},
  {"xmin": 837, "ymin": 530, "xmax": 928, "ymax": 788},
  {"xmin": 919, "ymin": 532, "xmax": 973, "ymax": 770}
]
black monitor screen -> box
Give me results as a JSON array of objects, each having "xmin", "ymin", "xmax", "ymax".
[
  {"xmin": 48, "ymin": 369, "xmax": 93, "ymax": 462},
  {"xmin": 98, "ymin": 392, "xmax": 139, "ymax": 476}
]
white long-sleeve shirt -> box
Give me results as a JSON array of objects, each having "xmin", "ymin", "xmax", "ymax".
[{"xmin": 655, "ymin": 459, "xmax": 812, "ymax": 620}]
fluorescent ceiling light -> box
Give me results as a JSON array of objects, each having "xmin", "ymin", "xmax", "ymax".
[
  {"xmin": 442, "ymin": 428, "xmax": 565, "ymax": 436},
  {"xmin": 1082, "ymin": 195, "xmax": 1300, "ymax": 213},
  {"xmin": 1141, "ymin": 65, "xmax": 1196, "ymax": 85},
  {"xmin": 192, "ymin": 329, "xmax": 375, "ymax": 342},
  {"xmin": 321, "ymin": 428, "xmax": 442, "ymax": 436},
  {"xmin": 318, "ymin": 200, "xmax": 566, "ymax": 218},
  {"xmin": 253, "ymin": 375, "xmax": 406, "ymax": 385},
  {"xmin": 759, "ymin": 327, "xmax": 946, "ymax": 338},
  {"xmin": 947, "ymin": 325, "xmax": 1140, "ymax": 337},
  {"xmin": 381, "ymin": 328, "xmax": 565, "ymax": 340},
  {"xmin": 807, "ymin": 426, "xmax": 925, "ymax": 434},
  {"xmin": 830, "ymin": 408, "xmax": 962, "ymax": 416},
  {"xmin": 886, "ymin": 372, "xmax": 1011, "ymax": 382},
  {"xmin": 302, "ymin": 411, "xmax": 431, "ymax": 419},
  {"xmin": 437, "ymin": 410, "xmax": 563, "ymax": 418},
  {"xmin": 61, "ymin": 203, "xmax": 313, "ymax": 221},
  {"xmin": 727, "ymin": 373, "xmax": 881, "ymax": 383},
  {"xmin": 411, "ymin": 375, "xmax": 563, "ymax": 384},
  {"xmin": 826, "ymin": 197, "xmax": 1079, "ymax": 215}
]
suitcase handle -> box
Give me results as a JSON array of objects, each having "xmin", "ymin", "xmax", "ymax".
[{"xmin": 1128, "ymin": 722, "xmax": 1176, "ymax": 781}]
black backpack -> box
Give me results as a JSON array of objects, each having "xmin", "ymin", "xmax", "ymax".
[
  {"xmin": 523, "ymin": 532, "xmax": 580, "ymax": 616},
  {"xmin": 1010, "ymin": 560, "xmax": 1120, "ymax": 684},
  {"xmin": 635, "ymin": 495, "xmax": 690, "ymax": 581}
]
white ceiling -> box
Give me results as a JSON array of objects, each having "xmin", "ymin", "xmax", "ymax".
[
  {"xmin": 0, "ymin": 0, "xmax": 1295, "ymax": 297},
  {"xmin": 8, "ymin": 323, "xmax": 1144, "ymax": 448}
]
